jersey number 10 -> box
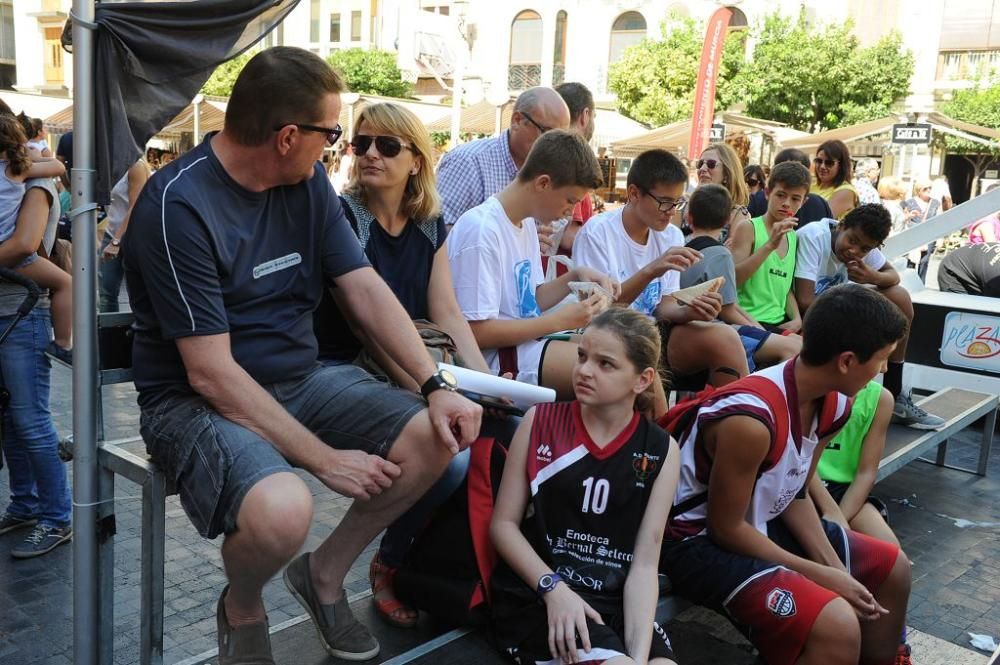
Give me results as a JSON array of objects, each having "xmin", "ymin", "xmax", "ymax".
[{"xmin": 581, "ymin": 477, "xmax": 610, "ymax": 514}]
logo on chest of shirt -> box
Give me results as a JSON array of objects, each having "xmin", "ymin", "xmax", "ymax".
[
  {"xmin": 632, "ymin": 452, "xmax": 660, "ymax": 484},
  {"xmin": 536, "ymin": 444, "xmax": 553, "ymax": 462},
  {"xmin": 515, "ymin": 259, "xmax": 541, "ymax": 318},
  {"xmin": 252, "ymin": 253, "xmax": 302, "ymax": 279},
  {"xmin": 766, "ymin": 587, "xmax": 797, "ymax": 618},
  {"xmin": 768, "ymin": 267, "xmax": 788, "ymax": 278}
]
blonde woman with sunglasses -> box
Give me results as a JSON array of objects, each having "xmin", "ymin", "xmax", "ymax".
[
  {"xmin": 696, "ymin": 142, "xmax": 750, "ymax": 235},
  {"xmin": 312, "ymin": 102, "xmax": 496, "ymax": 629}
]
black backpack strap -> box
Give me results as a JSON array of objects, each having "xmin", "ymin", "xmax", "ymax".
[{"xmin": 685, "ymin": 235, "xmax": 724, "ymax": 252}]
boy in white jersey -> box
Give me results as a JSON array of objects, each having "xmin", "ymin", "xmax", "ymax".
[
  {"xmin": 794, "ymin": 204, "xmax": 944, "ymax": 430},
  {"xmin": 448, "ymin": 130, "xmax": 618, "ymax": 390},
  {"xmin": 661, "ymin": 284, "xmax": 913, "ymax": 665},
  {"xmin": 572, "ymin": 149, "xmax": 749, "ymax": 387}
]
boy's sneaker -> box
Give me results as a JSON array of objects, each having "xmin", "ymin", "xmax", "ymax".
[
  {"xmin": 895, "ymin": 643, "xmax": 912, "ymax": 665},
  {"xmin": 893, "ymin": 392, "xmax": 945, "ymax": 430},
  {"xmin": 0, "ymin": 512, "xmax": 38, "ymax": 535},
  {"xmin": 11, "ymin": 524, "xmax": 72, "ymax": 559},
  {"xmin": 45, "ymin": 341, "xmax": 73, "ymax": 364}
]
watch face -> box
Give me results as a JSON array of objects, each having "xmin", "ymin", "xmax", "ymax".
[
  {"xmin": 440, "ymin": 369, "xmax": 458, "ymax": 389},
  {"xmin": 539, "ymin": 574, "xmax": 554, "ymax": 590}
]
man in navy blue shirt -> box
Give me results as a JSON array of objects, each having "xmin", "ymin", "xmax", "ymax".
[{"xmin": 123, "ymin": 47, "xmax": 481, "ymax": 664}]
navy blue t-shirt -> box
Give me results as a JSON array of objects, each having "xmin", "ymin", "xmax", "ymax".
[
  {"xmin": 314, "ymin": 195, "xmax": 447, "ymax": 361},
  {"xmin": 123, "ymin": 135, "xmax": 370, "ymax": 405}
]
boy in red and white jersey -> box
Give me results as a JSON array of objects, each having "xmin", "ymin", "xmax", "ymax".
[{"xmin": 661, "ymin": 283, "xmax": 913, "ymax": 665}]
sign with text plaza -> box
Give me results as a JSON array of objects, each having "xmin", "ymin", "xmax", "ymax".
[
  {"xmin": 891, "ymin": 123, "xmax": 932, "ymax": 144},
  {"xmin": 709, "ymin": 123, "xmax": 725, "ymax": 142}
]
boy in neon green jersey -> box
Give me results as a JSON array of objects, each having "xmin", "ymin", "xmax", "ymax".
[
  {"xmin": 730, "ymin": 161, "xmax": 811, "ymax": 333},
  {"xmin": 810, "ymin": 380, "xmax": 898, "ymax": 546}
]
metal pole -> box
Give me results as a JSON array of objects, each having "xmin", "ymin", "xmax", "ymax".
[
  {"xmin": 450, "ymin": 60, "xmax": 463, "ymax": 148},
  {"xmin": 71, "ymin": 1, "xmax": 100, "ymax": 664},
  {"xmin": 192, "ymin": 93, "xmax": 203, "ymax": 146}
]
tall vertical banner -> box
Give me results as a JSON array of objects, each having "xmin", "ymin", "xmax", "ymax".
[{"xmin": 687, "ymin": 7, "xmax": 732, "ymax": 160}]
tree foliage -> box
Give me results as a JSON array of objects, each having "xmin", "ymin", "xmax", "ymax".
[
  {"xmin": 609, "ymin": 10, "xmax": 913, "ymax": 133},
  {"xmin": 327, "ymin": 48, "xmax": 412, "ymax": 98},
  {"xmin": 201, "ymin": 51, "xmax": 256, "ymax": 97},
  {"xmin": 735, "ymin": 12, "xmax": 913, "ymax": 132},
  {"xmin": 940, "ymin": 82, "xmax": 1000, "ymax": 179},
  {"xmin": 608, "ymin": 14, "xmax": 746, "ymax": 127}
]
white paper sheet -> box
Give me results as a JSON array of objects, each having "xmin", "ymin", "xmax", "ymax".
[{"xmin": 440, "ymin": 363, "xmax": 557, "ymax": 411}]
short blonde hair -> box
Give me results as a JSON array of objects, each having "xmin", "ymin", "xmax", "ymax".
[
  {"xmin": 911, "ymin": 177, "xmax": 933, "ymax": 197},
  {"xmin": 344, "ymin": 102, "xmax": 441, "ymax": 222},
  {"xmin": 877, "ymin": 176, "xmax": 906, "ymax": 201},
  {"xmin": 703, "ymin": 142, "xmax": 748, "ymax": 206}
]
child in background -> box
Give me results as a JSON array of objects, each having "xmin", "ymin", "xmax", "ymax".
[
  {"xmin": 811, "ymin": 380, "xmax": 898, "ymax": 546},
  {"xmin": 730, "ymin": 161, "xmax": 810, "ymax": 333},
  {"xmin": 18, "ymin": 113, "xmax": 52, "ymax": 158},
  {"xmin": 679, "ymin": 184, "xmax": 800, "ymax": 372},
  {"xmin": 793, "ymin": 204, "xmax": 944, "ymax": 431},
  {"xmin": 490, "ymin": 307, "xmax": 679, "ymax": 665},
  {"xmin": 0, "ymin": 115, "xmax": 72, "ymax": 360},
  {"xmin": 572, "ymin": 149, "xmax": 749, "ymax": 389}
]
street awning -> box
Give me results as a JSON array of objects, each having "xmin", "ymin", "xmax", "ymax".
[
  {"xmin": 425, "ymin": 99, "xmax": 515, "ymax": 135},
  {"xmin": 778, "ymin": 113, "xmax": 1000, "ymax": 151},
  {"xmin": 45, "ymin": 98, "xmax": 228, "ymax": 138},
  {"xmin": 610, "ymin": 112, "xmax": 808, "ymax": 157}
]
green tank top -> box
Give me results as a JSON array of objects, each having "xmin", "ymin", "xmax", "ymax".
[
  {"xmin": 736, "ymin": 217, "xmax": 797, "ymax": 325},
  {"xmin": 817, "ymin": 380, "xmax": 883, "ymax": 483}
]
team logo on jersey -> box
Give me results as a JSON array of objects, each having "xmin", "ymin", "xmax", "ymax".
[
  {"xmin": 632, "ymin": 453, "xmax": 659, "ymax": 481},
  {"xmin": 536, "ymin": 444, "xmax": 553, "ymax": 462},
  {"xmin": 766, "ymin": 588, "xmax": 796, "ymax": 618}
]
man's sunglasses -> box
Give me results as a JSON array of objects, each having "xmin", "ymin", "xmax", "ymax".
[
  {"xmin": 642, "ymin": 189, "xmax": 687, "ymax": 213},
  {"xmin": 813, "ymin": 157, "xmax": 839, "ymax": 168},
  {"xmin": 350, "ymin": 135, "xmax": 412, "ymax": 158},
  {"xmin": 520, "ymin": 111, "xmax": 552, "ymax": 134},
  {"xmin": 697, "ymin": 159, "xmax": 719, "ymax": 170},
  {"xmin": 275, "ymin": 122, "xmax": 343, "ymax": 146}
]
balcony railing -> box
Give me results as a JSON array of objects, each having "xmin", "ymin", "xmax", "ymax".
[{"xmin": 508, "ymin": 63, "xmax": 541, "ymax": 91}]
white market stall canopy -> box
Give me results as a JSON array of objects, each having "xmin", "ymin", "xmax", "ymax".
[
  {"xmin": 426, "ymin": 99, "xmax": 649, "ymax": 145},
  {"xmin": 0, "ymin": 90, "xmax": 73, "ymax": 123},
  {"xmin": 610, "ymin": 112, "xmax": 808, "ymax": 158},
  {"xmin": 778, "ymin": 112, "xmax": 1000, "ymax": 152}
]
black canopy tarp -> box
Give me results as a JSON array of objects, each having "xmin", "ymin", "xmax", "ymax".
[{"xmin": 86, "ymin": 0, "xmax": 298, "ymax": 202}]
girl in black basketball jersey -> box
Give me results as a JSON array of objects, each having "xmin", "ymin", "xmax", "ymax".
[{"xmin": 490, "ymin": 308, "xmax": 680, "ymax": 665}]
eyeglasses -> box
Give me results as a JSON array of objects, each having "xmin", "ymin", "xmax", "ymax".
[
  {"xmin": 275, "ymin": 122, "xmax": 344, "ymax": 146},
  {"xmin": 350, "ymin": 135, "xmax": 412, "ymax": 158},
  {"xmin": 697, "ymin": 159, "xmax": 719, "ymax": 170},
  {"xmin": 642, "ymin": 189, "xmax": 687, "ymax": 213},
  {"xmin": 813, "ymin": 157, "xmax": 839, "ymax": 168},
  {"xmin": 745, "ymin": 178, "xmax": 760, "ymax": 187},
  {"xmin": 520, "ymin": 111, "xmax": 552, "ymax": 134}
]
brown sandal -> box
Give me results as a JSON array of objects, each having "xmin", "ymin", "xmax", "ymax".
[{"xmin": 369, "ymin": 551, "xmax": 418, "ymax": 629}]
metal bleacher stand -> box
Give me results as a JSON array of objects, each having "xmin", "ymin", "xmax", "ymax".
[
  {"xmin": 93, "ymin": 191, "xmax": 1000, "ymax": 665},
  {"xmin": 52, "ymin": 310, "xmax": 172, "ymax": 665}
]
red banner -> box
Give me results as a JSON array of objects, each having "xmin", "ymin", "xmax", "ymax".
[{"xmin": 687, "ymin": 7, "xmax": 733, "ymax": 160}]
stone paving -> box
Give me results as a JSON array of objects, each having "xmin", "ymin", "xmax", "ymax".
[{"xmin": 0, "ymin": 366, "xmax": 998, "ymax": 664}]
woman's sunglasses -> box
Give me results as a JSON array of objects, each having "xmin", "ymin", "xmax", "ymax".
[
  {"xmin": 697, "ymin": 159, "xmax": 720, "ymax": 170},
  {"xmin": 745, "ymin": 178, "xmax": 760, "ymax": 187},
  {"xmin": 350, "ymin": 135, "xmax": 412, "ymax": 158},
  {"xmin": 813, "ymin": 157, "xmax": 839, "ymax": 168}
]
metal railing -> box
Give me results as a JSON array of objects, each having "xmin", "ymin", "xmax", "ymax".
[
  {"xmin": 508, "ymin": 63, "xmax": 541, "ymax": 90},
  {"xmin": 882, "ymin": 186, "xmax": 1000, "ymax": 260}
]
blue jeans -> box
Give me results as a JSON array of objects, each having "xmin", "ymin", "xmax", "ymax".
[
  {"xmin": 99, "ymin": 233, "xmax": 125, "ymax": 313},
  {"xmin": 0, "ymin": 310, "xmax": 71, "ymax": 527}
]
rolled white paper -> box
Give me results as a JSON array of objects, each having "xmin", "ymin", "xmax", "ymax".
[{"xmin": 439, "ymin": 363, "xmax": 557, "ymax": 411}]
